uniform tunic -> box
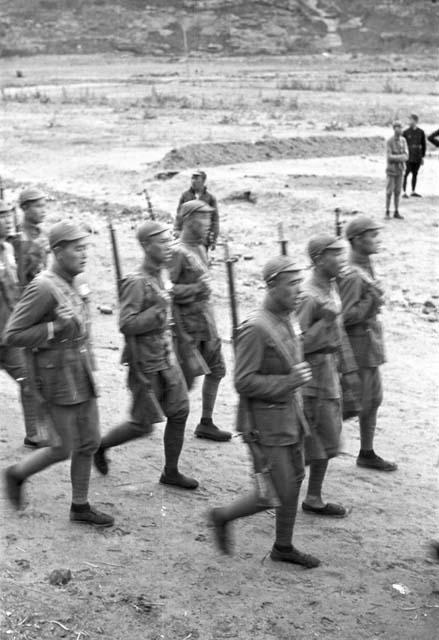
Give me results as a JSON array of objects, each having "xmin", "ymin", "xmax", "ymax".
[
  {"xmin": 297, "ymin": 272, "xmax": 344, "ymax": 460},
  {"xmin": 338, "ymin": 251, "xmax": 385, "ymax": 416},
  {"xmin": 169, "ymin": 240, "xmax": 225, "ymax": 385},
  {"xmin": 118, "ymin": 263, "xmax": 188, "ymax": 428}
]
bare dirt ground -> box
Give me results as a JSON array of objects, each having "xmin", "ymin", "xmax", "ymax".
[{"xmin": 1, "ymin": 53, "xmax": 439, "ymax": 640}]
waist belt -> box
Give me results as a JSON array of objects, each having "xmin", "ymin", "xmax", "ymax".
[{"xmin": 35, "ymin": 337, "xmax": 87, "ymax": 352}]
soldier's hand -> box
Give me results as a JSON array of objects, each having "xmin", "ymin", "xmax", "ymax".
[
  {"xmin": 289, "ymin": 362, "xmax": 313, "ymax": 388},
  {"xmin": 53, "ymin": 306, "xmax": 77, "ymax": 335},
  {"xmin": 320, "ymin": 302, "xmax": 339, "ymax": 322},
  {"xmin": 198, "ymin": 274, "xmax": 211, "ymax": 294}
]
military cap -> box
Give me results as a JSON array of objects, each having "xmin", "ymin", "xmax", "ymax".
[
  {"xmin": 49, "ymin": 220, "xmax": 89, "ymax": 249},
  {"xmin": 0, "ymin": 199, "xmax": 13, "ymax": 214},
  {"xmin": 18, "ymin": 187, "xmax": 46, "ymax": 207},
  {"xmin": 137, "ymin": 220, "xmax": 169, "ymax": 243},
  {"xmin": 345, "ymin": 215, "xmax": 382, "ymax": 241},
  {"xmin": 180, "ymin": 199, "xmax": 213, "ymax": 220},
  {"xmin": 262, "ymin": 255, "xmax": 303, "ymax": 283},
  {"xmin": 192, "ymin": 170, "xmax": 207, "ymax": 180},
  {"xmin": 308, "ymin": 234, "xmax": 345, "ymax": 262}
]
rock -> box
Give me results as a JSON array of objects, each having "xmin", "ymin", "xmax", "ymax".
[
  {"xmin": 154, "ymin": 171, "xmax": 179, "ymax": 180},
  {"xmin": 424, "ymin": 299, "xmax": 436, "ymax": 309},
  {"xmin": 98, "ymin": 305, "xmax": 113, "ymax": 315},
  {"xmin": 49, "ymin": 568, "xmax": 72, "ymax": 586},
  {"xmin": 243, "ymin": 254, "xmax": 254, "ymax": 260}
]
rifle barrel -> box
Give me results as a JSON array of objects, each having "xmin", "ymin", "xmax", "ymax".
[
  {"xmin": 108, "ymin": 219, "xmax": 122, "ymax": 298},
  {"xmin": 223, "ymin": 242, "xmax": 239, "ymax": 340}
]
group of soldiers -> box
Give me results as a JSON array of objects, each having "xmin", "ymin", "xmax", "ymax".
[{"xmin": 1, "ymin": 172, "xmax": 397, "ymax": 566}]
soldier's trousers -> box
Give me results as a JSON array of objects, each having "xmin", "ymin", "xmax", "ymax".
[
  {"xmin": 219, "ymin": 442, "xmax": 305, "ymax": 547},
  {"xmin": 13, "ymin": 397, "xmax": 100, "ymax": 504},
  {"xmin": 358, "ymin": 366, "xmax": 383, "ymax": 448},
  {"xmin": 101, "ymin": 364, "xmax": 190, "ymax": 472},
  {"xmin": 0, "ymin": 345, "xmax": 41, "ymax": 441}
]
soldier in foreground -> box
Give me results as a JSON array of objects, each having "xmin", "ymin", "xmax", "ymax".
[
  {"xmin": 175, "ymin": 171, "xmax": 219, "ymax": 250},
  {"xmin": 169, "ymin": 200, "xmax": 231, "ymax": 442},
  {"xmin": 338, "ymin": 216, "xmax": 397, "ymax": 472},
  {"xmin": 3, "ymin": 221, "xmax": 114, "ymax": 527},
  {"xmin": 0, "ymin": 201, "xmax": 46, "ymax": 448},
  {"xmin": 297, "ymin": 234, "xmax": 357, "ymax": 517},
  {"xmin": 94, "ymin": 221, "xmax": 198, "ymax": 490},
  {"xmin": 210, "ymin": 256, "xmax": 320, "ymax": 568},
  {"xmin": 12, "ymin": 188, "xmax": 50, "ymax": 285}
]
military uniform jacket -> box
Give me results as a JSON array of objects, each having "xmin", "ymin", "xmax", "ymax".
[
  {"xmin": 175, "ymin": 188, "xmax": 219, "ymax": 243},
  {"xmin": 12, "ymin": 223, "xmax": 49, "ymax": 285},
  {"xmin": 338, "ymin": 252, "xmax": 385, "ymax": 368},
  {"xmin": 403, "ymin": 127, "xmax": 426, "ymax": 163},
  {"xmin": 0, "ymin": 240, "xmax": 19, "ymax": 344},
  {"xmin": 234, "ymin": 300, "xmax": 308, "ymax": 446},
  {"xmin": 386, "ymin": 135, "xmax": 409, "ymax": 176},
  {"xmin": 169, "ymin": 240, "xmax": 217, "ymax": 342},
  {"xmin": 297, "ymin": 273, "xmax": 345, "ymax": 400},
  {"xmin": 119, "ymin": 265, "xmax": 175, "ymax": 374},
  {"xmin": 3, "ymin": 268, "xmax": 96, "ymax": 405}
]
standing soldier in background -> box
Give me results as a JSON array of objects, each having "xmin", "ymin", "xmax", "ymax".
[
  {"xmin": 0, "ymin": 201, "xmax": 47, "ymax": 448},
  {"xmin": 169, "ymin": 200, "xmax": 231, "ymax": 442},
  {"xmin": 338, "ymin": 216, "xmax": 397, "ymax": 472},
  {"xmin": 210, "ymin": 256, "xmax": 320, "ymax": 568},
  {"xmin": 297, "ymin": 234, "xmax": 357, "ymax": 518},
  {"xmin": 12, "ymin": 188, "xmax": 50, "ymax": 285},
  {"xmin": 402, "ymin": 114, "xmax": 426, "ymax": 199},
  {"xmin": 385, "ymin": 121, "xmax": 408, "ymax": 220},
  {"xmin": 175, "ymin": 171, "xmax": 219, "ymax": 250},
  {"xmin": 94, "ymin": 221, "xmax": 199, "ymax": 490},
  {"xmin": 4, "ymin": 221, "xmax": 114, "ymax": 527}
]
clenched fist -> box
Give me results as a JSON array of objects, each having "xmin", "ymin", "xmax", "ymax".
[{"xmin": 289, "ymin": 361, "xmax": 313, "ymax": 388}]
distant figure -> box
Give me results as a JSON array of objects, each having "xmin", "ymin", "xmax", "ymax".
[
  {"xmin": 12, "ymin": 188, "xmax": 50, "ymax": 285},
  {"xmin": 402, "ymin": 114, "xmax": 426, "ymax": 198},
  {"xmin": 385, "ymin": 121, "xmax": 408, "ymax": 220},
  {"xmin": 175, "ymin": 171, "xmax": 219, "ymax": 250},
  {"xmin": 427, "ymin": 127, "xmax": 439, "ymax": 148}
]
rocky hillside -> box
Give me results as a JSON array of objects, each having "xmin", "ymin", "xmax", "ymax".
[{"xmin": 0, "ymin": 0, "xmax": 438, "ymax": 57}]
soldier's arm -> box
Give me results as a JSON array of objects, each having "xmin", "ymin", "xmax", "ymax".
[
  {"xmin": 421, "ymin": 130, "xmax": 426, "ymax": 157},
  {"xmin": 3, "ymin": 278, "xmax": 55, "ymax": 348},
  {"xmin": 168, "ymin": 250, "xmax": 202, "ymax": 303},
  {"xmin": 387, "ymin": 139, "xmax": 407, "ymax": 162},
  {"xmin": 427, "ymin": 128, "xmax": 439, "ymax": 148},
  {"xmin": 338, "ymin": 274, "xmax": 377, "ymax": 327},
  {"xmin": 297, "ymin": 294, "xmax": 336, "ymax": 354},
  {"xmin": 119, "ymin": 277, "xmax": 167, "ymax": 336},
  {"xmin": 234, "ymin": 323, "xmax": 299, "ymax": 401}
]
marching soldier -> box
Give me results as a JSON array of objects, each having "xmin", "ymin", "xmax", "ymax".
[
  {"xmin": 3, "ymin": 221, "xmax": 114, "ymax": 527},
  {"xmin": 210, "ymin": 256, "xmax": 320, "ymax": 568},
  {"xmin": 12, "ymin": 188, "xmax": 50, "ymax": 285},
  {"xmin": 169, "ymin": 200, "xmax": 231, "ymax": 442},
  {"xmin": 338, "ymin": 216, "xmax": 397, "ymax": 472},
  {"xmin": 94, "ymin": 221, "xmax": 198, "ymax": 490},
  {"xmin": 297, "ymin": 234, "xmax": 358, "ymax": 517},
  {"xmin": 0, "ymin": 201, "xmax": 46, "ymax": 448},
  {"xmin": 175, "ymin": 171, "xmax": 219, "ymax": 249}
]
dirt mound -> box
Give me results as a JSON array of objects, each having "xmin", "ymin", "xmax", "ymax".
[{"xmin": 156, "ymin": 135, "xmax": 385, "ymax": 171}]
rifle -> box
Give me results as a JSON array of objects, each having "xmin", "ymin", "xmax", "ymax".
[
  {"xmin": 108, "ymin": 213, "xmax": 164, "ymax": 424},
  {"xmin": 143, "ymin": 188, "xmax": 156, "ymax": 221},
  {"xmin": 277, "ymin": 222, "xmax": 288, "ymax": 256},
  {"xmin": 223, "ymin": 241, "xmax": 280, "ymax": 509}
]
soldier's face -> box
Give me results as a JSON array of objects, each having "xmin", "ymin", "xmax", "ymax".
[
  {"xmin": 320, "ymin": 248, "xmax": 345, "ymax": 278},
  {"xmin": 188, "ymin": 213, "xmax": 210, "ymax": 242},
  {"xmin": 393, "ymin": 125, "xmax": 402, "ymax": 138},
  {"xmin": 145, "ymin": 231, "xmax": 172, "ymax": 265},
  {"xmin": 24, "ymin": 199, "xmax": 46, "ymax": 225},
  {"xmin": 357, "ymin": 230, "xmax": 380, "ymax": 255},
  {"xmin": 55, "ymin": 239, "xmax": 88, "ymax": 276},
  {"xmin": 191, "ymin": 176, "xmax": 205, "ymax": 191},
  {"xmin": 273, "ymin": 272, "xmax": 303, "ymax": 311}
]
